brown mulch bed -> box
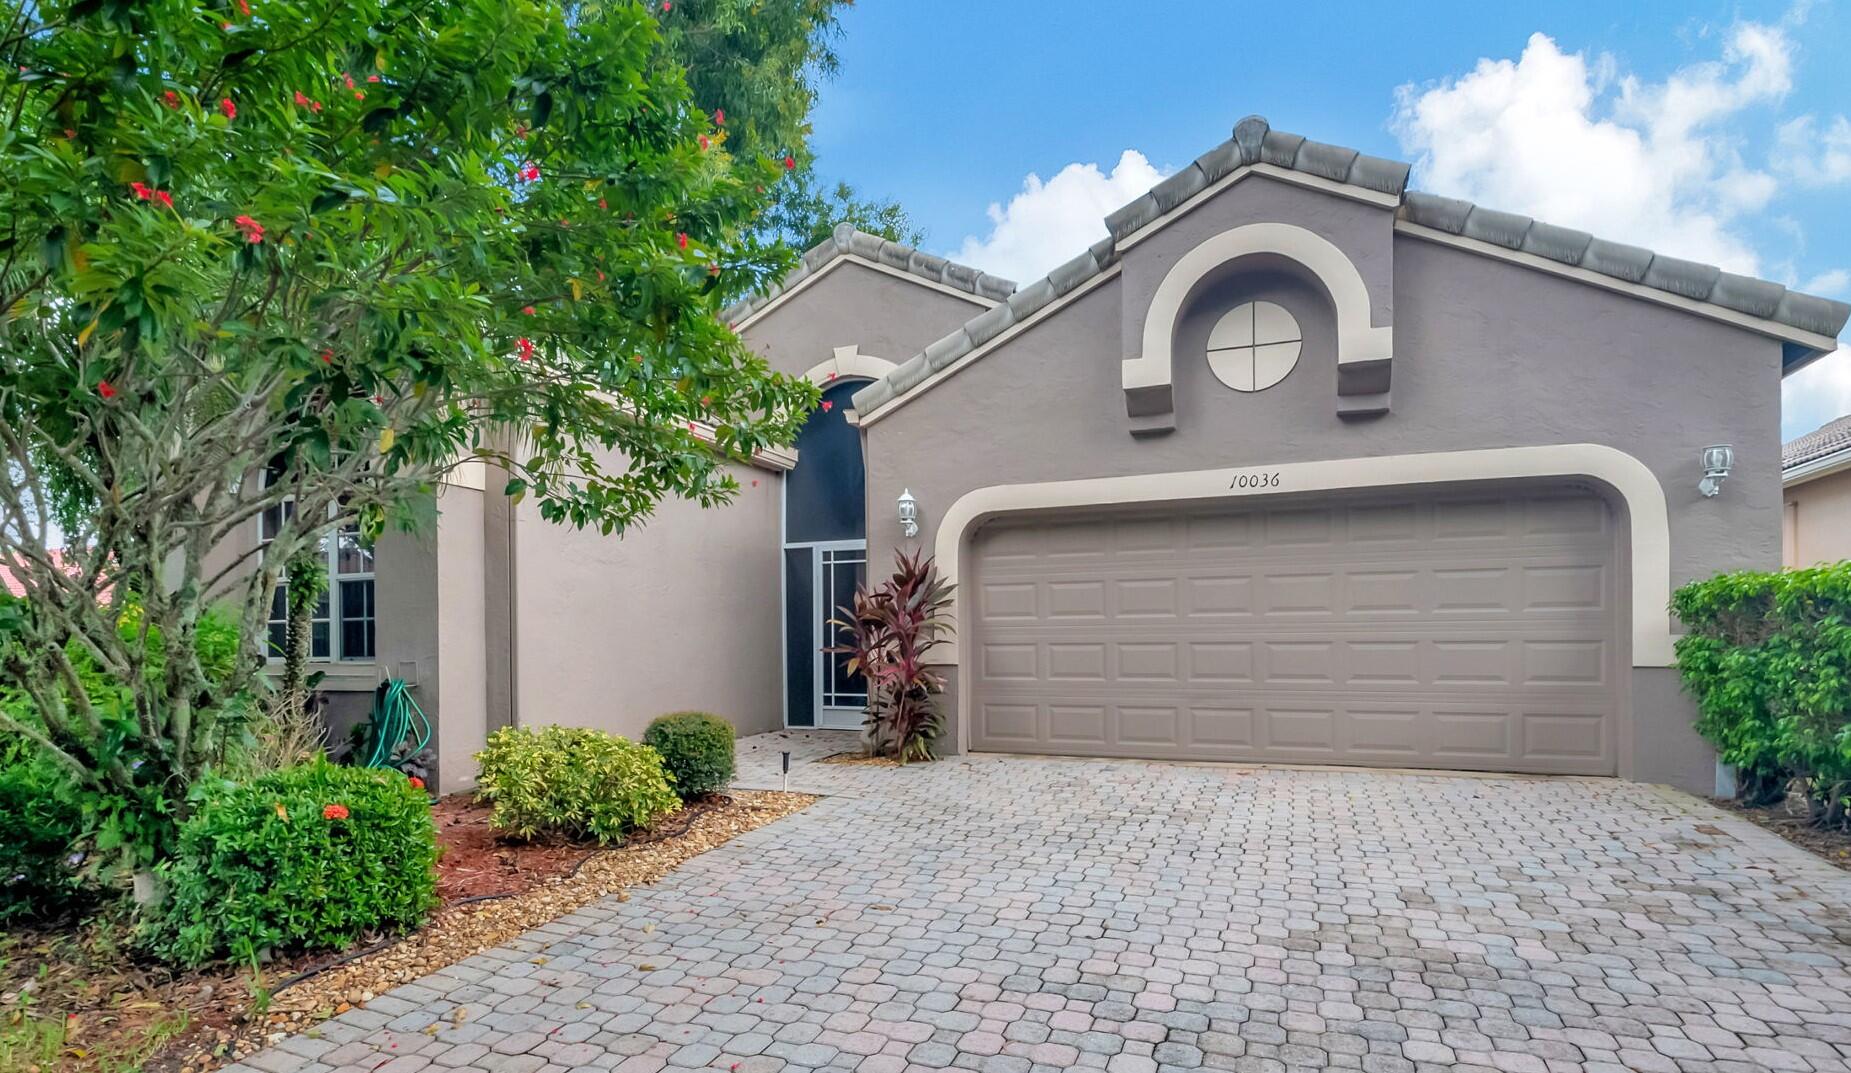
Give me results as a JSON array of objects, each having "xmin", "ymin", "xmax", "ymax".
[
  {"xmin": 1717, "ymin": 798, "xmax": 1851, "ymax": 871},
  {"xmin": 818, "ymin": 751, "xmax": 901, "ymax": 767},
  {"xmin": 0, "ymin": 789, "xmax": 815, "ymax": 1073}
]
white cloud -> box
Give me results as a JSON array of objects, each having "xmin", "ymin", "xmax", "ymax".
[
  {"xmin": 1391, "ymin": 24, "xmax": 1795, "ymax": 273},
  {"xmin": 1802, "ymin": 268, "xmax": 1850, "ymax": 296},
  {"xmin": 1776, "ymin": 114, "xmax": 1851, "ymax": 186},
  {"xmin": 1783, "ymin": 346, "xmax": 1851, "ymax": 441},
  {"xmin": 948, "ymin": 150, "xmax": 1165, "ymax": 283}
]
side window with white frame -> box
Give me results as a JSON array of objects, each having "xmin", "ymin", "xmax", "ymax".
[{"xmin": 259, "ymin": 469, "xmax": 377, "ymax": 662}]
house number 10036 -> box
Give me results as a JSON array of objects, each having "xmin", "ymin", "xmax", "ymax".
[{"xmin": 1228, "ymin": 471, "xmax": 1282, "ymax": 489}]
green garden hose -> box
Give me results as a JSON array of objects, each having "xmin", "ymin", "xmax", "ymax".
[{"xmin": 360, "ymin": 678, "xmax": 432, "ymax": 771}]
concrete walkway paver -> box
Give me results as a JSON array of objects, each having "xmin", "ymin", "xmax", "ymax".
[{"xmin": 232, "ymin": 731, "xmax": 1851, "ymax": 1072}]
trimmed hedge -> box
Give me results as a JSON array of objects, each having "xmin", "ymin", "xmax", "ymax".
[
  {"xmin": 147, "ymin": 760, "xmax": 438, "ymax": 965},
  {"xmin": 1672, "ymin": 563, "xmax": 1851, "ymax": 814},
  {"xmin": 0, "ymin": 738, "xmax": 86, "ymax": 922},
  {"xmin": 475, "ymin": 725, "xmax": 679, "ymax": 843},
  {"xmin": 644, "ymin": 712, "xmax": 736, "ymax": 799}
]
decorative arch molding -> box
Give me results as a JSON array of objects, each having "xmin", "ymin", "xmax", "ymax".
[
  {"xmin": 804, "ymin": 344, "xmax": 897, "ymax": 387},
  {"xmin": 1121, "ymin": 221, "xmax": 1393, "ymax": 431},
  {"xmin": 930, "ymin": 444, "xmax": 1674, "ymax": 676}
]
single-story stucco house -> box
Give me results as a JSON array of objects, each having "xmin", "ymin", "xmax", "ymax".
[
  {"xmin": 1782, "ymin": 415, "xmax": 1851, "ymax": 567},
  {"xmin": 232, "ymin": 115, "xmax": 1850, "ymax": 797}
]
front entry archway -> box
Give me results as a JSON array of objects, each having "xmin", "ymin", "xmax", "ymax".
[{"xmin": 783, "ymin": 378, "xmax": 870, "ymax": 729}]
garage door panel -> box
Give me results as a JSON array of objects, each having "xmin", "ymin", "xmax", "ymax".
[{"xmin": 970, "ymin": 488, "xmax": 1620, "ymax": 776}]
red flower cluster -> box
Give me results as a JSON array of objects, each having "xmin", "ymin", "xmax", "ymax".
[
  {"xmin": 96, "ymin": 380, "xmax": 117, "ymax": 399},
  {"xmin": 293, "ymin": 90, "xmax": 323, "ymax": 113},
  {"xmin": 163, "ymin": 90, "xmax": 180, "ymax": 109},
  {"xmin": 322, "ymin": 803, "xmax": 349, "ymax": 821},
  {"xmin": 521, "ymin": 305, "xmax": 536, "ymax": 316},
  {"xmin": 714, "ymin": 108, "xmax": 725, "ymax": 125},
  {"xmin": 697, "ymin": 135, "xmax": 710, "ymax": 151},
  {"xmin": 236, "ymin": 0, "xmax": 250, "ymax": 15},
  {"xmin": 783, "ymin": 155, "xmax": 796, "ymax": 171},
  {"xmin": 676, "ymin": 232, "xmax": 689, "ymax": 250},
  {"xmin": 319, "ymin": 349, "xmax": 334, "ymax": 364},
  {"xmin": 219, "ymin": 97, "xmax": 236, "ymax": 120},
  {"xmin": 520, "ymin": 162, "xmax": 540, "ymax": 182},
  {"xmin": 233, "ymin": 214, "xmax": 265, "ymax": 243},
  {"xmin": 515, "ymin": 337, "xmax": 534, "ymax": 362},
  {"xmin": 130, "ymin": 182, "xmax": 174, "ymax": 208}
]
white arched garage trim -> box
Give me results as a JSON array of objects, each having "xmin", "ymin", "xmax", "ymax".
[
  {"xmin": 804, "ymin": 344, "xmax": 897, "ymax": 387},
  {"xmin": 1121, "ymin": 221, "xmax": 1393, "ymax": 421},
  {"xmin": 931, "ymin": 444, "xmax": 1674, "ymax": 674}
]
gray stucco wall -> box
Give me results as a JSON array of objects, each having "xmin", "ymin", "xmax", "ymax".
[
  {"xmin": 742, "ymin": 259, "xmax": 997, "ymax": 376},
  {"xmin": 862, "ymin": 174, "xmax": 1784, "ymax": 795}
]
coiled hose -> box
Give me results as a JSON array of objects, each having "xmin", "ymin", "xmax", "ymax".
[{"xmin": 360, "ymin": 678, "xmax": 431, "ymax": 770}]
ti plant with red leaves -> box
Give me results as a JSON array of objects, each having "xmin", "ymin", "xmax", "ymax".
[{"xmin": 827, "ymin": 549, "xmax": 955, "ymax": 763}]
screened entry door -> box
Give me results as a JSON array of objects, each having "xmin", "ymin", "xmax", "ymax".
[{"xmin": 814, "ymin": 541, "xmax": 868, "ymax": 729}]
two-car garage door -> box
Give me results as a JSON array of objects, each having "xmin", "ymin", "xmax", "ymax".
[{"xmin": 969, "ymin": 487, "xmax": 1622, "ymax": 775}]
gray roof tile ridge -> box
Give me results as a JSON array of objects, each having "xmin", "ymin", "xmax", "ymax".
[
  {"xmin": 855, "ymin": 114, "xmax": 1849, "ymax": 417},
  {"xmin": 722, "ymin": 223, "xmax": 1015, "ymax": 325}
]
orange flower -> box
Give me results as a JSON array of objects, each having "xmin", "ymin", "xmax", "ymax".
[
  {"xmin": 322, "ymin": 803, "xmax": 349, "ymax": 821},
  {"xmin": 408, "ymin": 776, "xmax": 425, "ymax": 790}
]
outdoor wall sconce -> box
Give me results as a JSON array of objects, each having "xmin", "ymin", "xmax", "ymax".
[
  {"xmin": 897, "ymin": 488, "xmax": 920, "ymax": 539},
  {"xmin": 1698, "ymin": 444, "xmax": 1734, "ymax": 498}
]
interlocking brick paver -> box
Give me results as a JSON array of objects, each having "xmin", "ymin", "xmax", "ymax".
[{"xmin": 235, "ymin": 731, "xmax": 1851, "ymax": 1073}]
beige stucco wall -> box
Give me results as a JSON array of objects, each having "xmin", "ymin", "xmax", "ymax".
[
  {"xmin": 507, "ymin": 457, "xmax": 784, "ymax": 741},
  {"xmin": 433, "ymin": 481, "xmax": 488, "ymax": 792},
  {"xmin": 858, "ymin": 174, "xmax": 1787, "ymax": 796},
  {"xmin": 1784, "ymin": 467, "xmax": 1851, "ymax": 567}
]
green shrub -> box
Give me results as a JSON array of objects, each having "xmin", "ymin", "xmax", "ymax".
[
  {"xmin": 1672, "ymin": 563, "xmax": 1851, "ymax": 816},
  {"xmin": 147, "ymin": 759, "xmax": 437, "ymax": 965},
  {"xmin": 0, "ymin": 738, "xmax": 87, "ymax": 922},
  {"xmin": 475, "ymin": 725, "xmax": 679, "ymax": 843},
  {"xmin": 644, "ymin": 712, "xmax": 737, "ymax": 799}
]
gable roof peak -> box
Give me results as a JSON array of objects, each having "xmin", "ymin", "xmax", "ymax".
[{"xmin": 723, "ymin": 224, "xmax": 1014, "ymax": 326}]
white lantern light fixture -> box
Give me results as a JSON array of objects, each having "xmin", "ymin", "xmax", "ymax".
[
  {"xmin": 1698, "ymin": 444, "xmax": 1734, "ymax": 498},
  {"xmin": 897, "ymin": 488, "xmax": 919, "ymax": 538}
]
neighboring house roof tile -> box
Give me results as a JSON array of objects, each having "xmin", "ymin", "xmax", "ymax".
[
  {"xmin": 854, "ymin": 115, "xmax": 1851, "ymax": 418},
  {"xmin": 723, "ymin": 223, "xmax": 1014, "ymax": 326},
  {"xmin": 1783, "ymin": 415, "xmax": 1851, "ymax": 473}
]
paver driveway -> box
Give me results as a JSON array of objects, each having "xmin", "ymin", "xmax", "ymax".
[{"xmin": 233, "ymin": 732, "xmax": 1851, "ymax": 1073}]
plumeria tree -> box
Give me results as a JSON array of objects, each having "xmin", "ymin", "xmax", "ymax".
[{"xmin": 0, "ymin": 0, "xmax": 817, "ymax": 880}]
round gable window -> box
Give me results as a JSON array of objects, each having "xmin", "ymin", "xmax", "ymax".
[{"xmin": 1206, "ymin": 300, "xmax": 1301, "ymax": 392}]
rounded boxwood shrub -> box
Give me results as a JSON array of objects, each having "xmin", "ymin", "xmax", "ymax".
[
  {"xmin": 0, "ymin": 738, "xmax": 87, "ymax": 923},
  {"xmin": 644, "ymin": 712, "xmax": 736, "ymax": 799},
  {"xmin": 148, "ymin": 759, "xmax": 437, "ymax": 965},
  {"xmin": 475, "ymin": 725, "xmax": 679, "ymax": 843}
]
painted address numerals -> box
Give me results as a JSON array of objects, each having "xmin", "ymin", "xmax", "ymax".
[{"xmin": 1227, "ymin": 470, "xmax": 1282, "ymax": 490}]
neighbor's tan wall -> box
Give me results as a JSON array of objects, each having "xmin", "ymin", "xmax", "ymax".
[
  {"xmin": 1784, "ymin": 468, "xmax": 1851, "ymax": 568},
  {"xmin": 509, "ymin": 454, "xmax": 783, "ymax": 741}
]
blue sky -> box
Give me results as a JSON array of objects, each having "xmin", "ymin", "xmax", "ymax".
[{"xmin": 806, "ymin": 1, "xmax": 1851, "ymax": 440}]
